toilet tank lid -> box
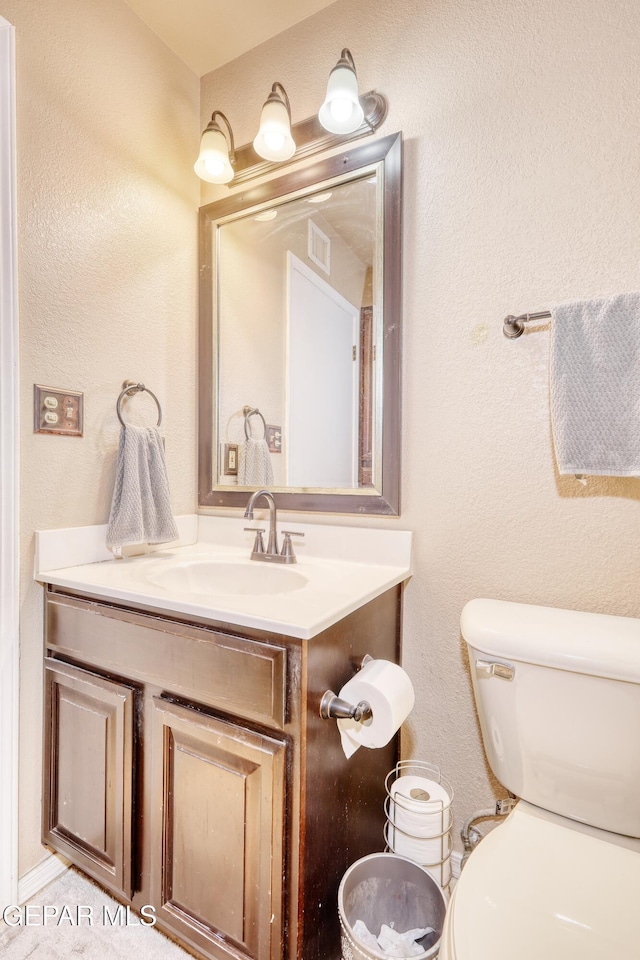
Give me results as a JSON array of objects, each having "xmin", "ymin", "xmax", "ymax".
[{"xmin": 461, "ymin": 598, "xmax": 640, "ymax": 684}]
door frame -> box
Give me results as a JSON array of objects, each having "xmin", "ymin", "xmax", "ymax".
[{"xmin": 0, "ymin": 14, "xmax": 20, "ymax": 906}]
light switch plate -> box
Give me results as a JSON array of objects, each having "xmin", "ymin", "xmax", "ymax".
[{"xmin": 34, "ymin": 385, "xmax": 83, "ymax": 436}]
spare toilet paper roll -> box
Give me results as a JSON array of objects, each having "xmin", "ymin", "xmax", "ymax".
[
  {"xmin": 390, "ymin": 776, "xmax": 452, "ymax": 837},
  {"xmin": 388, "ymin": 775, "xmax": 452, "ymax": 885},
  {"xmin": 337, "ymin": 659, "xmax": 415, "ymax": 759}
]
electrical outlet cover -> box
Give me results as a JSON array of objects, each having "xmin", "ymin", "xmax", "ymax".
[
  {"xmin": 266, "ymin": 425, "xmax": 282, "ymax": 453},
  {"xmin": 224, "ymin": 442, "xmax": 239, "ymax": 475},
  {"xmin": 34, "ymin": 384, "xmax": 83, "ymax": 436}
]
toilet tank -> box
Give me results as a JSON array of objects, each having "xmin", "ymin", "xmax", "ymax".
[{"xmin": 461, "ymin": 598, "xmax": 640, "ymax": 838}]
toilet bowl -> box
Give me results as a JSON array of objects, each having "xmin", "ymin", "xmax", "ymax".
[
  {"xmin": 440, "ymin": 801, "xmax": 640, "ymax": 959},
  {"xmin": 442, "ymin": 598, "xmax": 640, "ymax": 959}
]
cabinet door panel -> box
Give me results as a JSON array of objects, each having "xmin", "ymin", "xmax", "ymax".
[
  {"xmin": 151, "ymin": 698, "xmax": 286, "ymax": 960},
  {"xmin": 43, "ymin": 658, "xmax": 135, "ymax": 899},
  {"xmin": 56, "ymin": 688, "xmax": 110, "ymax": 850}
]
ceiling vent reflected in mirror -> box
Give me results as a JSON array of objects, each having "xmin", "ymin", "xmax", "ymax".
[{"xmin": 308, "ymin": 221, "xmax": 331, "ymax": 275}]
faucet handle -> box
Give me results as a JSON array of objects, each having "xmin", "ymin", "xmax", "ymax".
[
  {"xmin": 280, "ymin": 531, "xmax": 304, "ymax": 562},
  {"xmin": 244, "ymin": 527, "xmax": 266, "ymax": 555}
]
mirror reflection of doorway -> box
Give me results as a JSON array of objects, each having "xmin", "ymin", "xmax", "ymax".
[{"xmin": 286, "ymin": 253, "xmax": 359, "ymax": 488}]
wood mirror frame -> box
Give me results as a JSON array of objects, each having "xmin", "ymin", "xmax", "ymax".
[{"xmin": 198, "ymin": 131, "xmax": 402, "ymax": 515}]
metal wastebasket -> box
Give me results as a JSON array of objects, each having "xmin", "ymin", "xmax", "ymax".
[{"xmin": 338, "ymin": 853, "xmax": 447, "ymax": 960}]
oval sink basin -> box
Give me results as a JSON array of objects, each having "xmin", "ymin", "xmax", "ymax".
[{"xmin": 143, "ymin": 559, "xmax": 308, "ymax": 597}]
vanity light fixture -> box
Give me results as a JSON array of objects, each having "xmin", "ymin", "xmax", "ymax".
[
  {"xmin": 253, "ymin": 83, "xmax": 296, "ymax": 162},
  {"xmin": 194, "ymin": 110, "xmax": 235, "ymax": 184},
  {"xmin": 318, "ymin": 49, "xmax": 365, "ymax": 135},
  {"xmin": 195, "ymin": 53, "xmax": 387, "ymax": 186}
]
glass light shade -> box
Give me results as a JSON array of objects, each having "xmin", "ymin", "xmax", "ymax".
[
  {"xmin": 194, "ymin": 126, "xmax": 234, "ymax": 184},
  {"xmin": 318, "ymin": 64, "xmax": 364, "ymax": 134},
  {"xmin": 253, "ymin": 98, "xmax": 296, "ymax": 162}
]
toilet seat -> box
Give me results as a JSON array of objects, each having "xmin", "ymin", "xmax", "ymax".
[{"xmin": 440, "ymin": 801, "xmax": 640, "ymax": 960}]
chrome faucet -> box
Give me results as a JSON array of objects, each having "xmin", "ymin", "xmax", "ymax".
[{"xmin": 243, "ymin": 489, "xmax": 304, "ymax": 564}]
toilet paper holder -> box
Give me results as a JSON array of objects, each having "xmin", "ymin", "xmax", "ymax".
[{"xmin": 319, "ymin": 655, "xmax": 374, "ymax": 722}]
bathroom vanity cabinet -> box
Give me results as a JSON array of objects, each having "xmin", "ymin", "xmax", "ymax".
[{"xmin": 42, "ymin": 584, "xmax": 402, "ymax": 960}]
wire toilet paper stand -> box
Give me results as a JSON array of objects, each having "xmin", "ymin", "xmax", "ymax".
[{"xmin": 384, "ymin": 760, "xmax": 454, "ymax": 891}]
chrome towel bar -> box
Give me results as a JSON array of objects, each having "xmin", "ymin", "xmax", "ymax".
[{"xmin": 503, "ymin": 310, "xmax": 552, "ymax": 339}]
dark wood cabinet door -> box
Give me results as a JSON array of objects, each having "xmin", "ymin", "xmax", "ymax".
[
  {"xmin": 42, "ymin": 658, "xmax": 135, "ymax": 899},
  {"xmin": 150, "ymin": 698, "xmax": 286, "ymax": 960}
]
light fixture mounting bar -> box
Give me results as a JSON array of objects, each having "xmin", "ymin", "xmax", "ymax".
[{"xmin": 230, "ymin": 91, "xmax": 387, "ymax": 186}]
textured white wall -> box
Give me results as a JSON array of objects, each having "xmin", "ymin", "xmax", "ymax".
[
  {"xmin": 2, "ymin": 0, "xmax": 200, "ymax": 873},
  {"xmin": 201, "ymin": 0, "xmax": 640, "ymax": 838},
  {"xmin": 8, "ymin": 0, "xmax": 640, "ymax": 878}
]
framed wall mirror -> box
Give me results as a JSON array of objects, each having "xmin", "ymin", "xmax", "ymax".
[{"xmin": 198, "ymin": 132, "xmax": 402, "ymax": 514}]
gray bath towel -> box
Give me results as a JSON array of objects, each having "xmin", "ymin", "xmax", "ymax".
[
  {"xmin": 106, "ymin": 424, "xmax": 179, "ymax": 550},
  {"xmin": 550, "ymin": 292, "xmax": 640, "ymax": 476},
  {"xmin": 238, "ymin": 438, "xmax": 274, "ymax": 486}
]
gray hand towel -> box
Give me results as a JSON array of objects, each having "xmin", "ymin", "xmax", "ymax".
[
  {"xmin": 106, "ymin": 424, "xmax": 179, "ymax": 549},
  {"xmin": 550, "ymin": 292, "xmax": 640, "ymax": 476},
  {"xmin": 238, "ymin": 437, "xmax": 274, "ymax": 486}
]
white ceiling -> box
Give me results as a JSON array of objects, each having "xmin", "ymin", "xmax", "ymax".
[{"xmin": 123, "ymin": 0, "xmax": 337, "ymax": 77}]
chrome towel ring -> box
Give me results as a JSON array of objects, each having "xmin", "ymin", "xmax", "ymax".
[
  {"xmin": 243, "ymin": 405, "xmax": 267, "ymax": 440},
  {"xmin": 116, "ymin": 380, "xmax": 162, "ymax": 428}
]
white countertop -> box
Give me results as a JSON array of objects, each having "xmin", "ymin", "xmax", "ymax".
[{"xmin": 36, "ymin": 516, "xmax": 412, "ymax": 640}]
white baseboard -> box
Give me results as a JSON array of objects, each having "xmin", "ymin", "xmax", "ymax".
[
  {"xmin": 18, "ymin": 853, "xmax": 69, "ymax": 905},
  {"xmin": 450, "ymin": 850, "xmax": 462, "ymax": 880}
]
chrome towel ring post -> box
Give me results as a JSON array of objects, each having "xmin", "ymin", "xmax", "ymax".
[
  {"xmin": 242, "ymin": 405, "xmax": 267, "ymax": 440},
  {"xmin": 116, "ymin": 380, "xmax": 163, "ymax": 428}
]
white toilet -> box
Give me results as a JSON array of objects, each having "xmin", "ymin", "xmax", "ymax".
[{"xmin": 440, "ymin": 598, "xmax": 640, "ymax": 960}]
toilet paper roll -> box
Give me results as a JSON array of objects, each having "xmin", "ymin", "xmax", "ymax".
[
  {"xmin": 388, "ymin": 775, "xmax": 452, "ymax": 885},
  {"xmin": 337, "ymin": 659, "xmax": 415, "ymax": 759},
  {"xmin": 390, "ymin": 776, "xmax": 452, "ymax": 836}
]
